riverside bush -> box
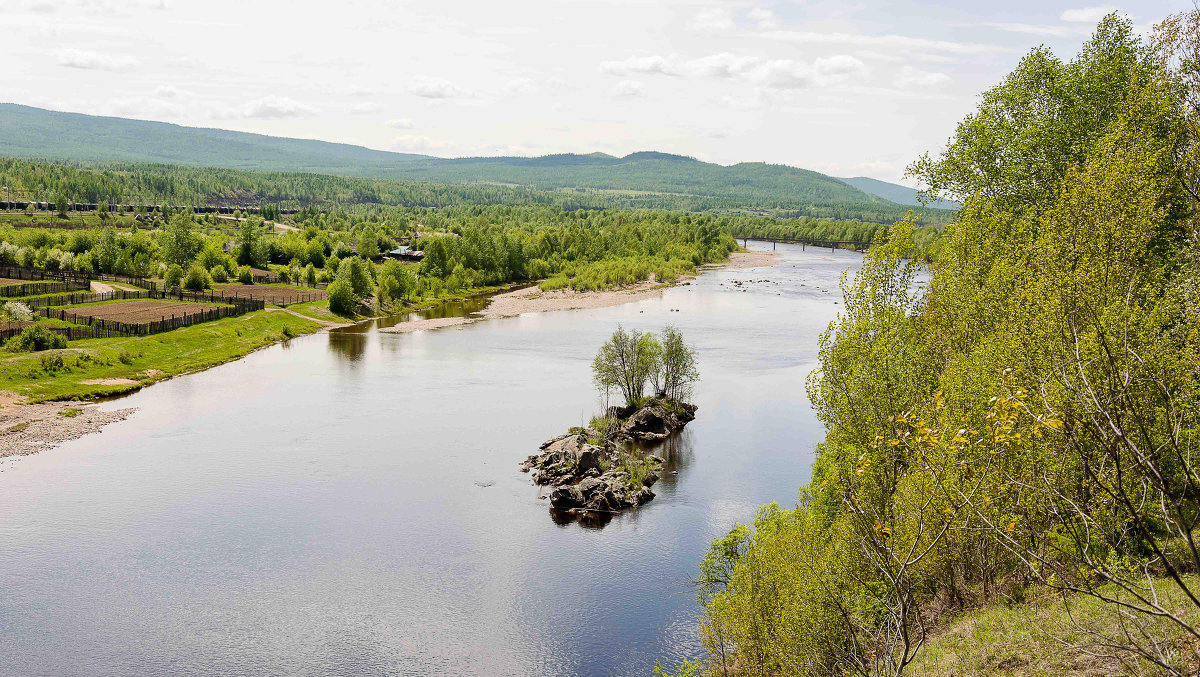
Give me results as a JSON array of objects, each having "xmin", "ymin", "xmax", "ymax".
[
  {"xmin": 327, "ymin": 279, "xmax": 356, "ymax": 316},
  {"xmin": 5, "ymin": 325, "xmax": 67, "ymax": 352}
]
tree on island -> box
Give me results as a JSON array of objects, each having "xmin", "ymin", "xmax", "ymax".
[{"xmin": 592, "ymin": 325, "xmax": 698, "ymax": 408}]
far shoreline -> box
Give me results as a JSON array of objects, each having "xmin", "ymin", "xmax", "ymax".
[{"xmin": 0, "ymin": 248, "xmax": 783, "ymax": 459}]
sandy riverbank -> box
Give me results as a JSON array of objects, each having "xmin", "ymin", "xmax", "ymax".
[
  {"xmin": 717, "ymin": 250, "xmax": 781, "ymax": 270},
  {"xmin": 381, "ymin": 250, "xmax": 782, "ymax": 335},
  {"xmin": 380, "ymin": 281, "xmax": 668, "ymax": 334},
  {"xmin": 0, "ymin": 394, "xmax": 134, "ymax": 458}
]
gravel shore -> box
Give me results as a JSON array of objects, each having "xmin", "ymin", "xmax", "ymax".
[{"xmin": 0, "ymin": 397, "xmax": 135, "ymax": 458}]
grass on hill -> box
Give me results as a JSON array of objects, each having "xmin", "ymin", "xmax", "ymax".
[
  {"xmin": 910, "ymin": 579, "xmax": 1199, "ymax": 676},
  {"xmin": 0, "ymin": 309, "xmax": 319, "ymax": 402}
]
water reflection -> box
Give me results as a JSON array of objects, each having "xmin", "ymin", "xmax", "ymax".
[
  {"xmin": 548, "ymin": 429, "xmax": 695, "ymax": 530},
  {"xmin": 327, "ymin": 331, "xmax": 368, "ymax": 362},
  {"xmin": 0, "ymin": 243, "xmax": 862, "ymax": 677},
  {"xmin": 331, "ymin": 285, "xmax": 524, "ymax": 340}
]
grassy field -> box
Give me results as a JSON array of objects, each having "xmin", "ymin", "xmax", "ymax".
[
  {"xmin": 910, "ymin": 579, "xmax": 1199, "ymax": 676},
  {"xmin": 0, "ymin": 309, "xmax": 320, "ymax": 402}
]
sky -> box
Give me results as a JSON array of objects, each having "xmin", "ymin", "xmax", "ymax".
[{"xmin": 0, "ymin": 0, "xmax": 1193, "ymax": 185}]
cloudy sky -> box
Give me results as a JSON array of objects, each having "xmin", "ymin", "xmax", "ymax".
[{"xmin": 0, "ymin": 0, "xmax": 1190, "ymax": 184}]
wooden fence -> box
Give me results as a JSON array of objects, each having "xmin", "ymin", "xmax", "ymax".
[
  {"xmin": 216, "ymin": 289, "xmax": 327, "ymax": 306},
  {"xmin": 41, "ymin": 303, "xmax": 258, "ymax": 336},
  {"xmin": 0, "ymin": 265, "xmax": 91, "ymax": 285},
  {"xmin": 0, "ymin": 280, "xmax": 82, "ymax": 297},
  {"xmin": 0, "ymin": 323, "xmax": 122, "ymax": 342},
  {"xmin": 95, "ymin": 272, "xmax": 155, "ymax": 289},
  {"xmin": 26, "ymin": 288, "xmax": 265, "ymax": 311},
  {"xmin": 0, "ymin": 265, "xmax": 92, "ymax": 298}
]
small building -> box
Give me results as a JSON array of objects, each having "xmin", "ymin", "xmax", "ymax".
[{"xmin": 384, "ymin": 246, "xmax": 424, "ymax": 262}]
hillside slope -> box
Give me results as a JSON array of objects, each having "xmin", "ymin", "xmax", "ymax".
[
  {"xmin": 839, "ymin": 175, "xmax": 959, "ymax": 209},
  {"xmin": 0, "ymin": 104, "xmax": 949, "ymax": 222}
]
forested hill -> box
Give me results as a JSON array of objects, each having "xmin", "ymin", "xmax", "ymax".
[
  {"xmin": 837, "ymin": 175, "xmax": 960, "ymax": 209},
  {"xmin": 0, "ymin": 104, "xmax": 951, "ymax": 223}
]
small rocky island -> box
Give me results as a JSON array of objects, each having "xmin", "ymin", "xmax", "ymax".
[
  {"xmin": 521, "ymin": 325, "xmax": 700, "ymax": 516},
  {"xmin": 520, "ymin": 398, "xmax": 697, "ymax": 511}
]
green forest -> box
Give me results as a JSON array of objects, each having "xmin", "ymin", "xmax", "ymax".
[
  {"xmin": 690, "ymin": 14, "xmax": 1200, "ymax": 677},
  {"xmin": 0, "ymin": 155, "xmax": 953, "ymax": 224},
  {"xmin": 0, "ymin": 104, "xmax": 955, "ymax": 223},
  {"xmin": 0, "ymin": 202, "xmax": 741, "ymax": 315}
]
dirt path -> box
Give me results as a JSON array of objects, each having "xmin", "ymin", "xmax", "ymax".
[
  {"xmin": 215, "ymin": 215, "xmax": 298, "ymax": 232},
  {"xmin": 264, "ymin": 306, "xmax": 352, "ymax": 328},
  {"xmin": 90, "ymin": 280, "xmax": 114, "ymax": 293}
]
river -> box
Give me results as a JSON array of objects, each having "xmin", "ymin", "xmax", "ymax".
[{"xmin": 0, "ymin": 242, "xmax": 862, "ymax": 677}]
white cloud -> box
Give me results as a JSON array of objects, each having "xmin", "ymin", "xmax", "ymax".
[
  {"xmin": 761, "ymin": 29, "xmax": 1001, "ymax": 56},
  {"xmin": 614, "ymin": 80, "xmax": 646, "ymax": 98},
  {"xmin": 385, "ymin": 118, "xmax": 415, "ymax": 129},
  {"xmin": 896, "ymin": 65, "xmax": 951, "ymax": 88},
  {"xmin": 502, "ymin": 78, "xmax": 538, "ymax": 95},
  {"xmin": 751, "ymin": 55, "xmax": 868, "ymax": 90},
  {"xmin": 350, "ymin": 102, "xmax": 384, "ymax": 114},
  {"xmin": 154, "ymin": 85, "xmax": 189, "ymax": 99},
  {"xmin": 983, "ymin": 22, "xmax": 1079, "ymax": 37},
  {"xmin": 390, "ymin": 134, "xmax": 456, "ymax": 154},
  {"xmin": 103, "ymin": 96, "xmax": 184, "ymax": 119},
  {"xmin": 747, "ymin": 8, "xmax": 777, "ymax": 30},
  {"xmin": 409, "ymin": 78, "xmax": 468, "ymax": 99},
  {"xmin": 687, "ymin": 53, "xmax": 761, "ymax": 78},
  {"xmin": 689, "ymin": 7, "xmax": 735, "ymax": 32},
  {"xmin": 1060, "ymin": 5, "xmax": 1120, "ymax": 22},
  {"xmin": 55, "ymin": 48, "xmax": 138, "ymax": 71},
  {"xmin": 600, "ymin": 55, "xmax": 681, "ymax": 77},
  {"xmin": 687, "ymin": 53, "xmax": 762, "ymax": 78},
  {"xmin": 9, "ymin": 0, "xmax": 167, "ymax": 13},
  {"xmin": 215, "ymin": 96, "xmax": 318, "ymax": 119}
]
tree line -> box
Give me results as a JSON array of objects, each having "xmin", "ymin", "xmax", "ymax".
[{"xmin": 691, "ymin": 14, "xmax": 1200, "ymax": 677}]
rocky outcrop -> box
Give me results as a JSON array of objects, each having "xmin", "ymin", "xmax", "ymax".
[
  {"xmin": 621, "ymin": 400, "xmax": 696, "ymax": 441},
  {"xmin": 519, "ymin": 398, "xmax": 695, "ymax": 514}
]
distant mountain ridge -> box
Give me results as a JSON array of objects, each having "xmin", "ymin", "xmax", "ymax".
[
  {"xmin": 838, "ymin": 176, "xmax": 959, "ymax": 209},
  {"xmin": 0, "ymin": 103, "xmax": 955, "ymax": 222}
]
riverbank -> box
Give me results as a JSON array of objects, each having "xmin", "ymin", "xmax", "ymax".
[
  {"xmin": 1, "ymin": 399, "xmax": 136, "ymax": 458},
  {"xmin": 381, "ymin": 280, "xmax": 669, "ymax": 334},
  {"xmin": 382, "ymin": 249, "xmax": 782, "ymax": 335},
  {"xmin": 0, "ymin": 248, "xmax": 783, "ymax": 457}
]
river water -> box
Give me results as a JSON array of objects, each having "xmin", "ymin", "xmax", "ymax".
[{"xmin": 0, "ymin": 242, "xmax": 861, "ymax": 677}]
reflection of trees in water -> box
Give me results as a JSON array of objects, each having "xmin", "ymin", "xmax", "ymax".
[
  {"xmin": 646, "ymin": 428, "xmax": 695, "ymax": 489},
  {"xmin": 328, "ymin": 333, "xmax": 367, "ymax": 363},
  {"xmin": 547, "ymin": 428, "xmax": 694, "ymax": 530}
]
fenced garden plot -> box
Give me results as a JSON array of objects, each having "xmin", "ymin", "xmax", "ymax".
[
  {"xmin": 211, "ymin": 284, "xmax": 327, "ymax": 306},
  {"xmin": 27, "ymin": 288, "xmax": 265, "ymax": 336},
  {"xmin": 42, "ymin": 299, "xmax": 256, "ymax": 336},
  {"xmin": 0, "ymin": 266, "xmax": 91, "ymax": 297},
  {"xmin": 25, "ymin": 289, "xmax": 266, "ymax": 311},
  {"xmin": 0, "ymin": 265, "xmax": 90, "ymax": 285},
  {"xmin": 94, "ymin": 272, "xmax": 154, "ymax": 289}
]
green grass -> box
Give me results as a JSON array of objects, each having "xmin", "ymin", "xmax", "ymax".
[
  {"xmin": 0, "ymin": 309, "xmax": 320, "ymax": 402},
  {"xmin": 286, "ymin": 300, "xmax": 340, "ymax": 322},
  {"xmin": 58, "ymin": 407, "xmax": 81, "ymax": 417},
  {"xmin": 0, "ymin": 212, "xmax": 108, "ymax": 228},
  {"xmin": 910, "ymin": 579, "xmax": 1199, "ymax": 676}
]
